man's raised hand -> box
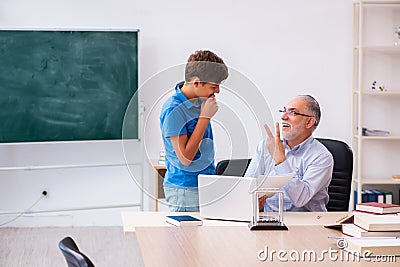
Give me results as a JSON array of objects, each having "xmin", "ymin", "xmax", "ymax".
[{"xmin": 264, "ymin": 122, "xmax": 285, "ymax": 165}]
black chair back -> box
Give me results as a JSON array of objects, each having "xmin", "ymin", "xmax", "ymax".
[
  {"xmin": 215, "ymin": 159, "xmax": 252, "ymax": 176},
  {"xmin": 316, "ymin": 138, "xmax": 353, "ymax": 211},
  {"xmin": 59, "ymin": 236, "xmax": 95, "ymax": 267}
]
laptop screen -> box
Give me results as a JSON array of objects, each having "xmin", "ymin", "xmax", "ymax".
[{"xmin": 198, "ymin": 173, "xmax": 295, "ymax": 222}]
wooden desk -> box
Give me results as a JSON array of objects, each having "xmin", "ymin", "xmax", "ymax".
[
  {"xmin": 123, "ymin": 212, "xmax": 398, "ymax": 266},
  {"xmin": 122, "ymin": 212, "xmax": 247, "ymax": 233},
  {"xmin": 135, "ymin": 225, "xmax": 396, "ymax": 266},
  {"xmin": 121, "ymin": 211, "xmax": 348, "ymax": 233},
  {"xmin": 136, "ymin": 226, "xmax": 326, "ymax": 266}
]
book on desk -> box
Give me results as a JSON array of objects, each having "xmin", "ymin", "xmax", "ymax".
[
  {"xmin": 356, "ymin": 202, "xmax": 400, "ymax": 215},
  {"xmin": 353, "ymin": 212, "xmax": 400, "ymax": 232},
  {"xmin": 342, "ymin": 223, "xmax": 400, "ymax": 238},
  {"xmin": 344, "ymin": 237, "xmax": 400, "ymax": 257},
  {"xmin": 166, "ymin": 215, "xmax": 203, "ymax": 226}
]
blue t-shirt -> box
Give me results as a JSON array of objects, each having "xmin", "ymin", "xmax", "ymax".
[{"xmin": 160, "ymin": 81, "xmax": 215, "ymax": 188}]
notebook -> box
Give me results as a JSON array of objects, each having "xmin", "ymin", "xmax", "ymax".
[{"xmin": 198, "ymin": 173, "xmax": 295, "ymax": 222}]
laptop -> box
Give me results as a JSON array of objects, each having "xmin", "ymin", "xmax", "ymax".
[{"xmin": 198, "ymin": 173, "xmax": 295, "ymax": 222}]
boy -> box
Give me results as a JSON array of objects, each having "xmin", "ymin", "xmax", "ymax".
[{"xmin": 160, "ymin": 50, "xmax": 229, "ymax": 211}]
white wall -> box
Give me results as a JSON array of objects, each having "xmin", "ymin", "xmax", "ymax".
[{"xmin": 0, "ymin": 0, "xmax": 355, "ymax": 226}]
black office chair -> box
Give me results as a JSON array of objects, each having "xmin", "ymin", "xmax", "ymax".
[
  {"xmin": 316, "ymin": 138, "xmax": 353, "ymax": 212},
  {"xmin": 59, "ymin": 236, "xmax": 95, "ymax": 267},
  {"xmin": 215, "ymin": 158, "xmax": 252, "ymax": 176}
]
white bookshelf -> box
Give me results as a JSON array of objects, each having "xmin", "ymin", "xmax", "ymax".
[{"xmin": 352, "ymin": 1, "xmax": 400, "ymax": 205}]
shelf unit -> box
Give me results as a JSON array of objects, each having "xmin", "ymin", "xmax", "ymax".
[{"xmin": 352, "ymin": 1, "xmax": 400, "ymax": 206}]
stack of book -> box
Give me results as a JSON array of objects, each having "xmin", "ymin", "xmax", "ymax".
[
  {"xmin": 341, "ymin": 203, "xmax": 400, "ymax": 256},
  {"xmin": 343, "ymin": 203, "xmax": 400, "ymax": 237}
]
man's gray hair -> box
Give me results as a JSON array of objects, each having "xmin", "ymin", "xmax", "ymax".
[{"xmin": 297, "ymin": 95, "xmax": 321, "ymax": 130}]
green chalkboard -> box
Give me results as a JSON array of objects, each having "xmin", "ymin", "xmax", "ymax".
[{"xmin": 0, "ymin": 30, "xmax": 138, "ymax": 143}]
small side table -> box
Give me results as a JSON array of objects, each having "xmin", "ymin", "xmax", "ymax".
[{"xmin": 150, "ymin": 160, "xmax": 166, "ymax": 211}]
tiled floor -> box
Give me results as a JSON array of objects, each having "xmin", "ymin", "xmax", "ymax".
[{"xmin": 0, "ymin": 226, "xmax": 143, "ymax": 267}]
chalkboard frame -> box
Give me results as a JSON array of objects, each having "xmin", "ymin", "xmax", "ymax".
[{"xmin": 0, "ymin": 28, "xmax": 139, "ymax": 143}]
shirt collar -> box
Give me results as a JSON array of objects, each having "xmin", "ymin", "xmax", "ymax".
[
  {"xmin": 284, "ymin": 135, "xmax": 314, "ymax": 152},
  {"xmin": 175, "ymin": 81, "xmax": 201, "ymax": 109}
]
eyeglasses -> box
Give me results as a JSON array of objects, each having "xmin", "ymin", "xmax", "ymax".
[{"xmin": 279, "ymin": 108, "xmax": 313, "ymax": 118}]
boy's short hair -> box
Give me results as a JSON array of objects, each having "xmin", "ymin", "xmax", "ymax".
[{"xmin": 185, "ymin": 50, "xmax": 229, "ymax": 84}]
